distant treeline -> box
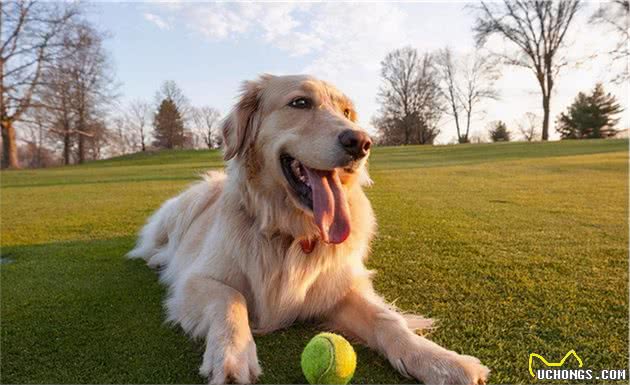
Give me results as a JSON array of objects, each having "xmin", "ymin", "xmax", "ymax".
[
  {"xmin": 371, "ymin": 1, "xmax": 627, "ymax": 146},
  {"xmin": 1, "ymin": 1, "xmax": 627, "ymax": 169}
]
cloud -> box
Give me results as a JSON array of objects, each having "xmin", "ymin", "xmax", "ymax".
[
  {"xmin": 303, "ymin": 3, "xmax": 410, "ymax": 79},
  {"xmin": 151, "ymin": 3, "xmax": 331, "ymax": 56},
  {"xmin": 144, "ymin": 13, "xmax": 171, "ymax": 30},
  {"xmin": 150, "ymin": 2, "xmax": 410, "ymax": 129},
  {"xmin": 184, "ymin": 4, "xmax": 253, "ymax": 39}
]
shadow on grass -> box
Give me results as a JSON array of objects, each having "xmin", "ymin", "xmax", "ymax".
[{"xmin": 1, "ymin": 237, "xmax": 409, "ymax": 384}]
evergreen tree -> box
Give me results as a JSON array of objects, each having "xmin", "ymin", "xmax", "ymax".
[
  {"xmin": 557, "ymin": 83, "xmax": 623, "ymax": 139},
  {"xmin": 153, "ymin": 98, "xmax": 185, "ymax": 149},
  {"xmin": 489, "ymin": 120, "xmax": 510, "ymax": 142}
]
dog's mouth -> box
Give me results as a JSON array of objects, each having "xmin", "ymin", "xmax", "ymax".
[
  {"xmin": 280, "ymin": 154, "xmax": 351, "ymax": 244},
  {"xmin": 281, "ymin": 154, "xmax": 313, "ymax": 210}
]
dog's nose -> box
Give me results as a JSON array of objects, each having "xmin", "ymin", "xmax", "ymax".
[{"xmin": 338, "ymin": 129, "xmax": 372, "ymax": 159}]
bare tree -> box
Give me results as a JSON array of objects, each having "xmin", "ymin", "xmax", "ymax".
[
  {"xmin": 67, "ymin": 24, "xmax": 115, "ymax": 163},
  {"xmin": 374, "ymin": 47, "xmax": 442, "ymax": 145},
  {"xmin": 127, "ymin": 100, "xmax": 151, "ymax": 151},
  {"xmin": 39, "ymin": 49, "xmax": 75, "ymax": 164},
  {"xmin": 20, "ymin": 106, "xmax": 53, "ymax": 167},
  {"xmin": 472, "ymin": 0, "xmax": 582, "ymax": 141},
  {"xmin": 517, "ymin": 112, "xmax": 540, "ymax": 141},
  {"xmin": 436, "ymin": 47, "xmax": 499, "ymax": 143},
  {"xmin": 84, "ymin": 118, "xmax": 111, "ymax": 160},
  {"xmin": 591, "ymin": 0, "xmax": 629, "ymax": 83},
  {"xmin": 1, "ymin": 0, "xmax": 79, "ymax": 168},
  {"xmin": 111, "ymin": 116, "xmax": 129, "ymax": 155},
  {"xmin": 35, "ymin": 21, "xmax": 115, "ymax": 164},
  {"xmin": 191, "ymin": 106, "xmax": 221, "ymax": 149}
]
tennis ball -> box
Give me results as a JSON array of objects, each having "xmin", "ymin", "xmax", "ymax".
[{"xmin": 301, "ymin": 332, "xmax": 357, "ymax": 384}]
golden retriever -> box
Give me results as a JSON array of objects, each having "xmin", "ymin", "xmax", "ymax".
[{"xmin": 129, "ymin": 74, "xmax": 489, "ymax": 385}]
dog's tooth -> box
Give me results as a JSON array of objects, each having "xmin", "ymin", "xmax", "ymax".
[
  {"xmin": 298, "ymin": 164, "xmax": 310, "ymax": 186},
  {"xmin": 291, "ymin": 160, "xmax": 301, "ymax": 178},
  {"xmin": 289, "ymin": 159, "xmax": 311, "ymax": 187}
]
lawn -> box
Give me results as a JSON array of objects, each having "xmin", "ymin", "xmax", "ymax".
[{"xmin": 1, "ymin": 139, "xmax": 628, "ymax": 384}]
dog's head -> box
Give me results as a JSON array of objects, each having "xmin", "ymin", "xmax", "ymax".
[{"xmin": 221, "ymin": 74, "xmax": 372, "ymax": 245}]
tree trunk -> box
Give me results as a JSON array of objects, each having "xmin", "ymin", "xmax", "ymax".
[
  {"xmin": 77, "ymin": 105, "xmax": 86, "ymax": 163},
  {"xmin": 78, "ymin": 134, "xmax": 85, "ymax": 163},
  {"xmin": 36, "ymin": 122, "xmax": 43, "ymax": 168},
  {"xmin": 453, "ymin": 110, "xmax": 462, "ymax": 143},
  {"xmin": 542, "ymin": 94, "xmax": 550, "ymax": 141},
  {"xmin": 63, "ymin": 132, "xmax": 71, "ymax": 165},
  {"xmin": 461, "ymin": 110, "xmax": 472, "ymax": 144},
  {"xmin": 1, "ymin": 119, "xmax": 20, "ymax": 169}
]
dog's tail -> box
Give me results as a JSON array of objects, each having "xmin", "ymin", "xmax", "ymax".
[{"xmin": 127, "ymin": 171, "xmax": 226, "ymax": 268}]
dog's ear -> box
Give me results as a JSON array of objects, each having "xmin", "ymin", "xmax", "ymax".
[{"xmin": 222, "ymin": 76, "xmax": 269, "ymax": 160}]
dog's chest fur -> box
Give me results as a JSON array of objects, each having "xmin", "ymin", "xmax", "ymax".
[{"xmin": 241, "ymin": 235, "xmax": 364, "ymax": 334}]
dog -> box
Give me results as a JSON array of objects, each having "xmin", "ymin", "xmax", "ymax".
[{"xmin": 129, "ymin": 74, "xmax": 489, "ymax": 384}]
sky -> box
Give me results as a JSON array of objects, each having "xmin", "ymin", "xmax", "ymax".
[{"xmin": 87, "ymin": 1, "xmax": 629, "ymax": 143}]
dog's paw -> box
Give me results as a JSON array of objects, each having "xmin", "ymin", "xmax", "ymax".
[
  {"xmin": 417, "ymin": 351, "xmax": 489, "ymax": 385},
  {"xmin": 199, "ymin": 338, "xmax": 262, "ymax": 384},
  {"xmin": 393, "ymin": 339, "xmax": 489, "ymax": 385}
]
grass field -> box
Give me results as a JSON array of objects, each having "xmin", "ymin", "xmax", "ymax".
[{"xmin": 1, "ymin": 139, "xmax": 628, "ymax": 384}]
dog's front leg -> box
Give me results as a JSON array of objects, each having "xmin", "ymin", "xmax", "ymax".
[
  {"xmin": 326, "ymin": 288, "xmax": 489, "ymax": 385},
  {"xmin": 167, "ymin": 274, "xmax": 261, "ymax": 384}
]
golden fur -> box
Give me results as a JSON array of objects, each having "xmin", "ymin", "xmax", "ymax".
[{"xmin": 129, "ymin": 74, "xmax": 489, "ymax": 384}]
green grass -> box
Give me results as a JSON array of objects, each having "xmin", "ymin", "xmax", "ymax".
[{"xmin": 1, "ymin": 139, "xmax": 628, "ymax": 384}]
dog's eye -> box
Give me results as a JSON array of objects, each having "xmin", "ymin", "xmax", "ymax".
[
  {"xmin": 288, "ymin": 97, "xmax": 312, "ymax": 109},
  {"xmin": 343, "ymin": 108, "xmax": 351, "ymax": 118}
]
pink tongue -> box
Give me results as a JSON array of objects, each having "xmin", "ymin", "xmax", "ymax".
[{"xmin": 303, "ymin": 167, "xmax": 351, "ymax": 244}]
